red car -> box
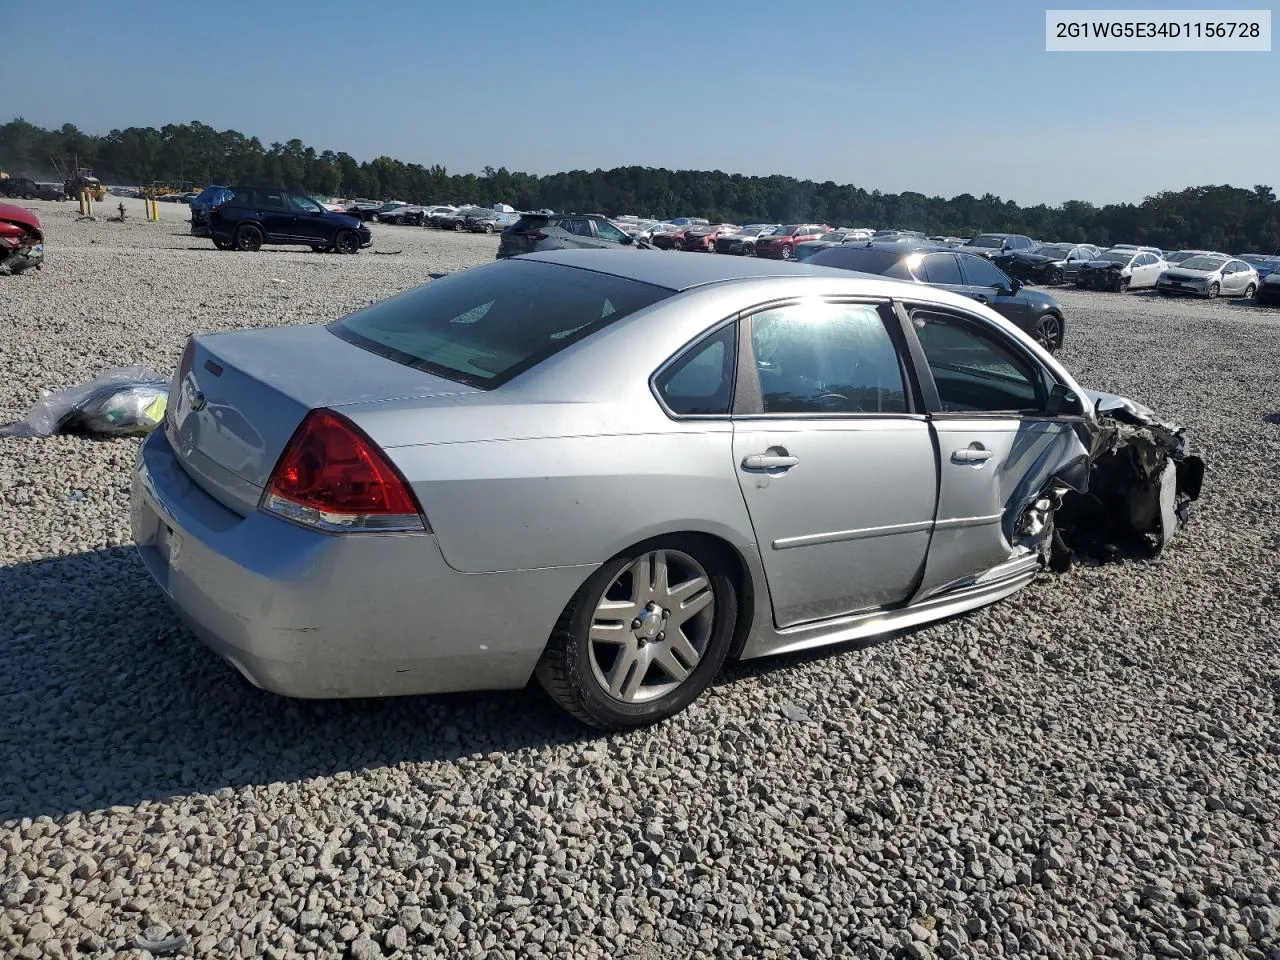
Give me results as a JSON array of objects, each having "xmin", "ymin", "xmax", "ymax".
[
  {"xmin": 0, "ymin": 202, "xmax": 44, "ymax": 274},
  {"xmin": 754, "ymin": 223, "xmax": 830, "ymax": 260},
  {"xmin": 681, "ymin": 223, "xmax": 740, "ymax": 252},
  {"xmin": 651, "ymin": 228, "xmax": 690, "ymax": 251}
]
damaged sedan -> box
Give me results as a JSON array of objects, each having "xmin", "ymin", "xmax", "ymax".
[
  {"xmin": 131, "ymin": 251, "xmax": 1203, "ymax": 730},
  {"xmin": 0, "ymin": 201, "xmax": 44, "ymax": 274}
]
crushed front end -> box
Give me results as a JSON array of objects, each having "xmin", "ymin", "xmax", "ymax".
[{"xmin": 0, "ymin": 202, "xmax": 44, "ymax": 275}]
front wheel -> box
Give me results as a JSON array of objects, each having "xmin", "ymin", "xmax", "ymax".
[
  {"xmin": 1244, "ymin": 283, "xmax": 1256, "ymax": 299},
  {"xmin": 334, "ymin": 230, "xmax": 360, "ymax": 255},
  {"xmin": 453, "ymin": 221, "xmax": 464, "ymax": 232},
  {"xmin": 484, "ymin": 223, "xmax": 494, "ymax": 234},
  {"xmin": 212, "ymin": 237, "xmax": 234, "ymax": 251},
  {"xmin": 1033, "ymin": 312, "xmax": 1062, "ymax": 353},
  {"xmin": 780, "ymin": 245, "xmax": 793, "ymax": 260},
  {"xmin": 1207, "ymin": 282, "xmax": 1220, "ymax": 299},
  {"xmin": 535, "ymin": 539, "xmax": 738, "ymax": 730},
  {"xmin": 1118, "ymin": 277, "xmax": 1130, "ymax": 293},
  {"xmin": 1049, "ymin": 267, "xmax": 1064, "ymax": 285}
]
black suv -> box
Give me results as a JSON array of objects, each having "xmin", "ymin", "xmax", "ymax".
[
  {"xmin": 807, "ymin": 244, "xmax": 1067, "ymax": 352},
  {"xmin": 960, "ymin": 233, "xmax": 1036, "ymax": 259},
  {"xmin": 209, "ymin": 186, "xmax": 372, "ymax": 253},
  {"xmin": 497, "ymin": 213, "xmax": 640, "ymax": 258},
  {"xmin": 1, "ymin": 177, "xmax": 63, "ymax": 201}
]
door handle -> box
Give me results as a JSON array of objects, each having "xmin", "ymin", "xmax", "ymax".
[
  {"xmin": 742, "ymin": 454, "xmax": 800, "ymax": 471},
  {"xmin": 971, "ymin": 293, "xmax": 989, "ymax": 303},
  {"xmin": 951, "ymin": 448, "xmax": 994, "ymax": 464}
]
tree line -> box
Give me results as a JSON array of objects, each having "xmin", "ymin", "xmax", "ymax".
[{"xmin": 2, "ymin": 117, "xmax": 1277, "ymax": 253}]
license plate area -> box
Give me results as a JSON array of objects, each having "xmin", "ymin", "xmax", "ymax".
[{"xmin": 156, "ymin": 523, "xmax": 183, "ymax": 567}]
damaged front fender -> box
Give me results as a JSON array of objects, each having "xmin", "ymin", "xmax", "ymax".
[{"xmin": 1054, "ymin": 389, "xmax": 1205, "ymax": 560}]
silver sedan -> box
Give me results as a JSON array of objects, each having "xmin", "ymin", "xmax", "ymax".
[
  {"xmin": 1156, "ymin": 254, "xmax": 1260, "ymax": 299},
  {"xmin": 131, "ymin": 251, "xmax": 1204, "ymax": 729}
]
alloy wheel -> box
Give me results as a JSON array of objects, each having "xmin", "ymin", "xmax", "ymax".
[
  {"xmin": 587, "ymin": 549, "xmax": 715, "ymax": 704},
  {"xmin": 1035, "ymin": 313, "xmax": 1061, "ymax": 352}
]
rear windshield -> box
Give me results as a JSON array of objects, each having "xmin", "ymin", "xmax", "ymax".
[
  {"xmin": 964, "ymin": 235, "xmax": 1003, "ymax": 248},
  {"xmin": 329, "ymin": 260, "xmax": 672, "ymax": 389},
  {"xmin": 806, "ymin": 246, "xmax": 912, "ymax": 279}
]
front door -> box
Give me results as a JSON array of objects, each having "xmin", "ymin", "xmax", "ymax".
[
  {"xmin": 959, "ymin": 252, "xmax": 1032, "ymax": 329},
  {"xmin": 732, "ymin": 300, "xmax": 938, "ymax": 628},
  {"xmin": 287, "ymin": 193, "xmax": 330, "ymax": 242},
  {"xmin": 901, "ymin": 305, "xmax": 1085, "ymax": 599}
]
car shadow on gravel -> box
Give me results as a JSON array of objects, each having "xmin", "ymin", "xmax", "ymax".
[{"xmin": 0, "ymin": 547, "xmax": 595, "ymax": 822}]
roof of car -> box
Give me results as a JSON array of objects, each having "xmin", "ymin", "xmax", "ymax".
[{"xmin": 520, "ymin": 249, "xmax": 855, "ymax": 291}]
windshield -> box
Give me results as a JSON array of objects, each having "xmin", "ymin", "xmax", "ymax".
[
  {"xmin": 1033, "ymin": 245, "xmax": 1073, "ymax": 259},
  {"xmin": 329, "ymin": 259, "xmax": 671, "ymax": 390},
  {"xmin": 1178, "ymin": 256, "xmax": 1227, "ymax": 271},
  {"xmin": 817, "ymin": 232, "xmax": 845, "ymax": 242},
  {"xmin": 964, "ymin": 235, "xmax": 1003, "ymax": 248},
  {"xmin": 1099, "ymin": 250, "xmax": 1134, "ymax": 264}
]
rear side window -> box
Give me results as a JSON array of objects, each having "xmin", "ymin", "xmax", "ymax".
[
  {"xmin": 330, "ymin": 260, "xmax": 671, "ymax": 389},
  {"xmin": 654, "ymin": 324, "xmax": 737, "ymax": 416},
  {"xmin": 921, "ymin": 253, "xmax": 963, "ymax": 285},
  {"xmin": 748, "ymin": 302, "xmax": 908, "ymax": 415},
  {"xmin": 513, "ymin": 214, "xmax": 549, "ymax": 233}
]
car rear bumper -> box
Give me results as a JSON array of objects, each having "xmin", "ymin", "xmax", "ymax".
[{"xmin": 130, "ymin": 428, "xmax": 588, "ymax": 699}]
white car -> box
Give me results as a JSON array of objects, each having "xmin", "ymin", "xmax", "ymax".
[
  {"xmin": 1076, "ymin": 248, "xmax": 1168, "ymax": 292},
  {"xmin": 1156, "ymin": 254, "xmax": 1260, "ymax": 299}
]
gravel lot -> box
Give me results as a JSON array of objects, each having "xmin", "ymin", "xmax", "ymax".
[{"xmin": 2, "ymin": 200, "xmax": 1278, "ymax": 960}]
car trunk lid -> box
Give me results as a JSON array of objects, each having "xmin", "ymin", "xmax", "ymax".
[
  {"xmin": 497, "ymin": 213, "xmax": 550, "ymax": 258},
  {"xmin": 167, "ymin": 324, "xmax": 478, "ymax": 515}
]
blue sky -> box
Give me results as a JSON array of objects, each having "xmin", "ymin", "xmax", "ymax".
[{"xmin": 5, "ymin": 0, "xmax": 1275, "ymax": 205}]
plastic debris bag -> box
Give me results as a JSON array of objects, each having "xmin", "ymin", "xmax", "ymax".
[{"xmin": 0, "ymin": 365, "xmax": 169, "ymax": 438}]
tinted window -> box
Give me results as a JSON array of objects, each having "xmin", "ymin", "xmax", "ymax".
[
  {"xmin": 654, "ymin": 324, "xmax": 737, "ymax": 416},
  {"xmin": 807, "ymin": 246, "xmax": 911, "ymax": 276},
  {"xmin": 565, "ymin": 219, "xmax": 593, "ymax": 237},
  {"xmin": 959, "ymin": 255, "xmax": 1011, "ymax": 288},
  {"xmin": 254, "ymin": 189, "xmax": 288, "ymax": 209},
  {"xmin": 749, "ymin": 303, "xmax": 907, "ymax": 415},
  {"xmin": 910, "ymin": 310, "xmax": 1041, "ymax": 413},
  {"xmin": 921, "ymin": 253, "xmax": 964, "ymax": 285},
  {"xmin": 594, "ymin": 220, "xmax": 628, "ymax": 243},
  {"xmin": 330, "ymin": 259, "xmax": 671, "ymax": 389}
]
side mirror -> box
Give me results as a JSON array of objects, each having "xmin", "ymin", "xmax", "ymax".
[
  {"xmin": 1008, "ymin": 277, "xmax": 1022, "ymax": 295},
  {"xmin": 1046, "ymin": 382, "xmax": 1081, "ymax": 416}
]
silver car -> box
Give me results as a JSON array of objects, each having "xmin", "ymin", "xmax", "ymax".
[
  {"xmin": 1156, "ymin": 254, "xmax": 1260, "ymax": 299},
  {"xmin": 130, "ymin": 252, "xmax": 1203, "ymax": 729}
]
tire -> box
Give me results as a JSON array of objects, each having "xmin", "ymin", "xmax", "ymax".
[
  {"xmin": 453, "ymin": 221, "xmax": 464, "ymax": 232},
  {"xmin": 234, "ymin": 223, "xmax": 263, "ymax": 252},
  {"xmin": 1049, "ymin": 268, "xmax": 1064, "ymax": 285},
  {"xmin": 535, "ymin": 538, "xmax": 738, "ymax": 730},
  {"xmin": 1207, "ymin": 282, "xmax": 1220, "ymax": 299},
  {"xmin": 1244, "ymin": 283, "xmax": 1256, "ymax": 299},
  {"xmin": 1118, "ymin": 277, "xmax": 1130, "ymax": 293},
  {"xmin": 484, "ymin": 223, "xmax": 494, "ymax": 234},
  {"xmin": 780, "ymin": 245, "xmax": 793, "ymax": 260},
  {"xmin": 311, "ymin": 243, "xmax": 332, "ymax": 253},
  {"xmin": 1033, "ymin": 312, "xmax": 1062, "ymax": 353},
  {"xmin": 212, "ymin": 238, "xmax": 234, "ymax": 251},
  {"xmin": 334, "ymin": 230, "xmax": 360, "ymax": 255}
]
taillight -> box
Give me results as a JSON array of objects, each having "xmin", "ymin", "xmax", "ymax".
[
  {"xmin": 262, "ymin": 409, "xmax": 427, "ymax": 533},
  {"xmin": 529, "ymin": 231, "xmax": 548, "ymax": 241}
]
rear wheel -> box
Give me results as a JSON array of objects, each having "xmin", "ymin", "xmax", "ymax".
[
  {"xmin": 334, "ymin": 230, "xmax": 360, "ymax": 255},
  {"xmin": 1033, "ymin": 313, "xmax": 1062, "ymax": 353},
  {"xmin": 234, "ymin": 223, "xmax": 263, "ymax": 252},
  {"xmin": 536, "ymin": 539, "xmax": 737, "ymax": 730},
  {"xmin": 1207, "ymin": 282, "xmax": 1220, "ymax": 299}
]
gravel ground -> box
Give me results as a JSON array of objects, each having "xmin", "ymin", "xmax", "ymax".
[{"xmin": 1, "ymin": 200, "xmax": 1278, "ymax": 960}]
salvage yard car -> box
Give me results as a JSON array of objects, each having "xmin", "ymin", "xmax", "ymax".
[
  {"xmin": 754, "ymin": 223, "xmax": 829, "ymax": 259},
  {"xmin": 960, "ymin": 233, "xmax": 1037, "ymax": 259},
  {"xmin": 992, "ymin": 243, "xmax": 1100, "ymax": 286},
  {"xmin": 714, "ymin": 224, "xmax": 781, "ymax": 255},
  {"xmin": 1255, "ymin": 269, "xmax": 1280, "ymax": 306},
  {"xmin": 1076, "ymin": 248, "xmax": 1167, "ymax": 292},
  {"xmin": 208, "ymin": 187, "xmax": 373, "ymax": 254},
  {"xmin": 497, "ymin": 212, "xmax": 639, "ymax": 257},
  {"xmin": 806, "ymin": 244, "xmax": 1068, "ymax": 352},
  {"xmin": 131, "ymin": 251, "xmax": 1202, "ymax": 729},
  {"xmin": 0, "ymin": 201, "xmax": 44, "ymax": 273},
  {"xmin": 1156, "ymin": 254, "xmax": 1259, "ymax": 299}
]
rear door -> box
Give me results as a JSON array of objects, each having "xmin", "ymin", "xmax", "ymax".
[
  {"xmin": 898, "ymin": 304, "xmax": 1084, "ymax": 599},
  {"xmin": 917, "ymin": 251, "xmax": 969, "ymax": 297},
  {"xmin": 731, "ymin": 299, "xmax": 938, "ymax": 628},
  {"xmin": 254, "ymin": 188, "xmax": 297, "ymax": 241},
  {"xmin": 559, "ymin": 217, "xmax": 608, "ymax": 250}
]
